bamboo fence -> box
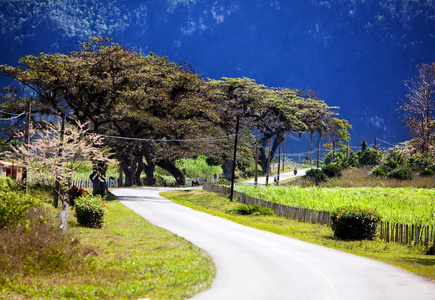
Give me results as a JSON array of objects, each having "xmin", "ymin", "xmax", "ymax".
[
  {"xmin": 203, "ymin": 182, "xmax": 434, "ymax": 247},
  {"xmin": 70, "ymin": 178, "xmax": 118, "ymax": 189}
]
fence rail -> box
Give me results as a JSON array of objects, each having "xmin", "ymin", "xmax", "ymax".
[
  {"xmin": 203, "ymin": 182, "xmax": 332, "ymax": 227},
  {"xmin": 70, "ymin": 178, "xmax": 118, "ymax": 189},
  {"xmin": 203, "ymin": 182, "xmax": 433, "ymax": 247}
]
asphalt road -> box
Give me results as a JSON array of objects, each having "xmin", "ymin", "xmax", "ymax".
[
  {"xmin": 243, "ymin": 169, "xmax": 307, "ymax": 185},
  {"xmin": 111, "ymin": 187, "xmax": 435, "ymax": 300}
]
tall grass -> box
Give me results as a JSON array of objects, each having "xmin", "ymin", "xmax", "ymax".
[
  {"xmin": 235, "ymin": 184, "xmax": 435, "ymax": 225},
  {"xmin": 1, "ymin": 194, "xmax": 215, "ymax": 299},
  {"xmin": 314, "ymin": 167, "xmax": 435, "ymax": 188},
  {"xmin": 175, "ymin": 155, "xmax": 222, "ymax": 178}
]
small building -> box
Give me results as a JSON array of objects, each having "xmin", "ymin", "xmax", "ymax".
[{"xmin": 0, "ymin": 160, "xmax": 24, "ymax": 180}]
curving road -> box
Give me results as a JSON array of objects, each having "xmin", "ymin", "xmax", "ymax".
[
  {"xmin": 243, "ymin": 169, "xmax": 307, "ymax": 185},
  {"xmin": 111, "ymin": 187, "xmax": 435, "ymax": 300}
]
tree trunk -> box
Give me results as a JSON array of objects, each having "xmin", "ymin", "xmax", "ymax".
[
  {"xmin": 121, "ymin": 158, "xmax": 135, "ymax": 187},
  {"xmin": 144, "ymin": 150, "xmax": 156, "ymax": 186},
  {"xmin": 91, "ymin": 161, "xmax": 107, "ymax": 196},
  {"xmin": 157, "ymin": 159, "xmax": 185, "ymax": 185},
  {"xmin": 258, "ymin": 134, "xmax": 285, "ymax": 173},
  {"xmin": 223, "ymin": 159, "xmax": 234, "ymax": 181},
  {"xmin": 135, "ymin": 155, "xmax": 144, "ymax": 186},
  {"xmin": 144, "ymin": 163, "xmax": 156, "ymax": 185},
  {"xmin": 119, "ymin": 145, "xmax": 136, "ymax": 187}
]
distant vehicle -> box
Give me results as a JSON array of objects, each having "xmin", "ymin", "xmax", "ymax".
[{"xmin": 294, "ymin": 168, "xmax": 297, "ymax": 176}]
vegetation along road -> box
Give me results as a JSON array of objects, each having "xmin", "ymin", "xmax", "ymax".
[{"xmin": 111, "ymin": 187, "xmax": 435, "ymax": 300}]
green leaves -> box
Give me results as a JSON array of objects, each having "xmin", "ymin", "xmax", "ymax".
[
  {"xmin": 331, "ymin": 206, "xmax": 381, "ymax": 240},
  {"xmin": 74, "ymin": 194, "xmax": 108, "ymax": 229},
  {"xmin": 0, "ymin": 189, "xmax": 45, "ymax": 229}
]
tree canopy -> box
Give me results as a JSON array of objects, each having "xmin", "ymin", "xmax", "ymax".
[{"xmin": 1, "ymin": 37, "xmax": 339, "ymax": 185}]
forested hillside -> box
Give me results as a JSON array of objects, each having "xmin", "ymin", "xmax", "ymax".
[{"xmin": 1, "ymin": 0, "xmax": 434, "ymax": 144}]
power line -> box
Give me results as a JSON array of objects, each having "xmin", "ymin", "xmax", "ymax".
[
  {"xmin": 376, "ymin": 138, "xmax": 397, "ymax": 147},
  {"xmin": 90, "ymin": 133, "xmax": 237, "ymax": 143},
  {"xmin": 0, "ymin": 111, "xmax": 27, "ymax": 121}
]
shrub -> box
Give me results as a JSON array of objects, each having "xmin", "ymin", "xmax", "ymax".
[
  {"xmin": 347, "ymin": 152, "xmax": 360, "ymax": 167},
  {"xmin": 420, "ymin": 168, "xmax": 434, "ymax": 177},
  {"xmin": 303, "ymin": 168, "xmax": 328, "ymax": 185},
  {"xmin": 229, "ymin": 204, "xmax": 274, "ymax": 216},
  {"xmin": 0, "ymin": 207, "xmax": 92, "ymax": 277},
  {"xmin": 331, "ymin": 206, "xmax": 381, "ymax": 240},
  {"xmin": 371, "ymin": 165, "xmax": 390, "ymax": 177},
  {"xmin": 67, "ymin": 185, "xmax": 89, "ymax": 207},
  {"xmin": 0, "ymin": 190, "xmax": 45, "ymax": 229},
  {"xmin": 406, "ymin": 154, "xmax": 434, "ymax": 171},
  {"xmin": 321, "ymin": 164, "xmax": 342, "ymax": 178},
  {"xmin": 387, "ymin": 168, "xmax": 413, "ymax": 180},
  {"xmin": 74, "ymin": 194, "xmax": 108, "ymax": 228},
  {"xmin": 323, "ymin": 151, "xmax": 345, "ymax": 165},
  {"xmin": 358, "ymin": 148, "xmax": 383, "ymax": 166},
  {"xmin": 0, "ymin": 176, "xmax": 15, "ymax": 191},
  {"xmin": 385, "ymin": 149, "xmax": 405, "ymax": 169}
]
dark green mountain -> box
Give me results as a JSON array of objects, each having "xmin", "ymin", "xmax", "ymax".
[{"xmin": 1, "ymin": 0, "xmax": 434, "ymax": 149}]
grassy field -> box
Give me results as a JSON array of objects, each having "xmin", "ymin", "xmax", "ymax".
[
  {"xmin": 162, "ymin": 189, "xmax": 435, "ymax": 281},
  {"xmin": 235, "ymin": 184, "xmax": 435, "ymax": 225},
  {"xmin": 1, "ymin": 197, "xmax": 215, "ymax": 299}
]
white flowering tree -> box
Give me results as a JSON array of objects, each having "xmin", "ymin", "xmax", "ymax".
[{"xmin": 11, "ymin": 121, "xmax": 112, "ymax": 207}]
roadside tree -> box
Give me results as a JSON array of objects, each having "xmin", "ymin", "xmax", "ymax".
[
  {"xmin": 324, "ymin": 118, "xmax": 352, "ymax": 163},
  {"xmin": 9, "ymin": 121, "xmax": 112, "ymax": 206},
  {"xmin": 399, "ymin": 62, "xmax": 435, "ymax": 153}
]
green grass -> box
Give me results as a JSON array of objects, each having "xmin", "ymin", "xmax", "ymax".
[
  {"xmin": 305, "ymin": 166, "xmax": 435, "ymax": 189},
  {"xmin": 1, "ymin": 198, "xmax": 215, "ymax": 299},
  {"xmin": 234, "ymin": 184, "xmax": 435, "ymax": 225},
  {"xmin": 161, "ymin": 189, "xmax": 435, "ymax": 281}
]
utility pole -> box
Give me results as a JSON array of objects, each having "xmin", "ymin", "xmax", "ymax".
[
  {"xmin": 277, "ymin": 146, "xmax": 281, "ymax": 186},
  {"xmin": 265, "ymin": 138, "xmax": 272, "ymax": 186},
  {"xmin": 317, "ymin": 134, "xmax": 321, "ymax": 168},
  {"xmin": 282, "ymin": 140, "xmax": 285, "ymax": 172},
  {"xmin": 22, "ymin": 102, "xmax": 31, "ymax": 191},
  {"xmin": 374, "ymin": 137, "xmax": 377, "ymax": 150},
  {"xmin": 230, "ymin": 115, "xmax": 239, "ymax": 202},
  {"xmin": 254, "ymin": 131, "xmax": 258, "ymax": 187},
  {"xmin": 53, "ymin": 113, "xmax": 66, "ymax": 208}
]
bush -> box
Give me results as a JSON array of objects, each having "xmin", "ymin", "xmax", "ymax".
[
  {"xmin": 0, "ymin": 176, "xmax": 15, "ymax": 191},
  {"xmin": 74, "ymin": 194, "xmax": 108, "ymax": 228},
  {"xmin": 420, "ymin": 168, "xmax": 434, "ymax": 177},
  {"xmin": 387, "ymin": 168, "xmax": 413, "ymax": 180},
  {"xmin": 321, "ymin": 164, "xmax": 342, "ymax": 178},
  {"xmin": 67, "ymin": 185, "xmax": 89, "ymax": 207},
  {"xmin": 0, "ymin": 207, "xmax": 91, "ymax": 277},
  {"xmin": 371, "ymin": 165, "xmax": 390, "ymax": 177},
  {"xmin": 303, "ymin": 168, "xmax": 328, "ymax": 185},
  {"xmin": 331, "ymin": 206, "xmax": 381, "ymax": 240},
  {"xmin": 358, "ymin": 148, "xmax": 383, "ymax": 166},
  {"xmin": 229, "ymin": 204, "xmax": 274, "ymax": 216},
  {"xmin": 0, "ymin": 190, "xmax": 45, "ymax": 228},
  {"xmin": 406, "ymin": 154, "xmax": 434, "ymax": 171}
]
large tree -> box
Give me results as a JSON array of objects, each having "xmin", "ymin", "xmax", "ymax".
[
  {"xmin": 256, "ymin": 88, "xmax": 333, "ymax": 172},
  {"xmin": 399, "ymin": 63, "xmax": 435, "ymax": 153},
  {"xmin": 1, "ymin": 37, "xmax": 222, "ymax": 186},
  {"xmin": 324, "ymin": 117, "xmax": 352, "ymax": 163}
]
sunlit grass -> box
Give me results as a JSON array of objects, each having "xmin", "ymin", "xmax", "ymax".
[
  {"xmin": 162, "ymin": 189, "xmax": 435, "ymax": 281},
  {"xmin": 2, "ymin": 199, "xmax": 215, "ymax": 299},
  {"xmin": 314, "ymin": 167, "xmax": 435, "ymax": 188},
  {"xmin": 235, "ymin": 184, "xmax": 435, "ymax": 225}
]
